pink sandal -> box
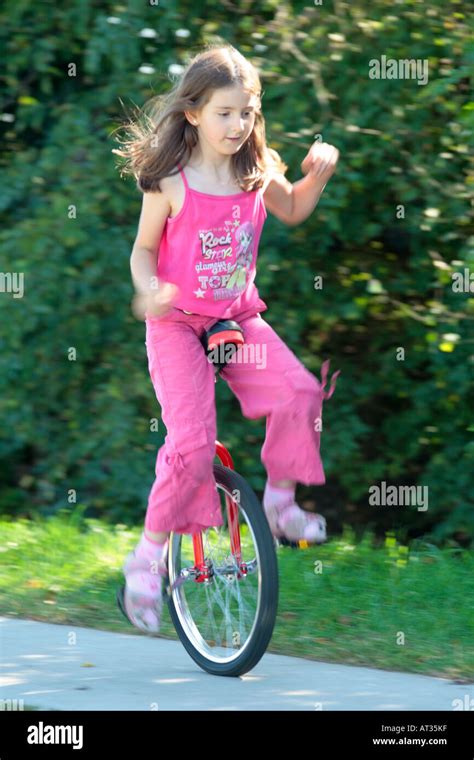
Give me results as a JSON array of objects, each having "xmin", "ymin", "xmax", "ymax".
[
  {"xmin": 265, "ymin": 501, "xmax": 327, "ymax": 544},
  {"xmin": 117, "ymin": 547, "xmax": 169, "ymax": 635}
]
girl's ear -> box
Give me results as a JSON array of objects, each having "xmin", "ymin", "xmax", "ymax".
[{"xmin": 183, "ymin": 111, "xmax": 198, "ymax": 127}]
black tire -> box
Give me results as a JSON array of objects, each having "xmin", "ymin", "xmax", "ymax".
[{"xmin": 166, "ymin": 463, "xmax": 279, "ymax": 677}]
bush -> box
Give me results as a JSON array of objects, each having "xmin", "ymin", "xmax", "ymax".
[{"xmin": 0, "ymin": 0, "xmax": 472, "ymax": 544}]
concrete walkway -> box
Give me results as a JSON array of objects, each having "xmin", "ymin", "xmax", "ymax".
[{"xmin": 1, "ymin": 617, "xmax": 471, "ymax": 711}]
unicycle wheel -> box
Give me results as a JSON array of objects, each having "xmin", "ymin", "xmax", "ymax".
[{"xmin": 165, "ymin": 463, "xmax": 279, "ymax": 677}]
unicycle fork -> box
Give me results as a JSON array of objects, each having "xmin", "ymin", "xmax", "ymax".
[{"xmin": 162, "ymin": 319, "xmax": 279, "ymax": 676}]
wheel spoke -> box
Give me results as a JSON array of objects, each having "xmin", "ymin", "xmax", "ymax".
[
  {"xmin": 168, "ymin": 481, "xmax": 263, "ymax": 661},
  {"xmin": 165, "ymin": 468, "xmax": 279, "ymax": 673}
]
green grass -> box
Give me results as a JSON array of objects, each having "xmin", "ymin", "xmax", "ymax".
[{"xmin": 0, "ymin": 512, "xmax": 472, "ymax": 681}]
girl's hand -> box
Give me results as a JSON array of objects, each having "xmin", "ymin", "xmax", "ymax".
[
  {"xmin": 132, "ymin": 282, "xmax": 180, "ymax": 321},
  {"xmin": 301, "ymin": 141, "xmax": 339, "ymax": 182}
]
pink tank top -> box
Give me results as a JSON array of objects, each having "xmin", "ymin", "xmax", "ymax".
[{"xmin": 156, "ymin": 162, "xmax": 268, "ymax": 319}]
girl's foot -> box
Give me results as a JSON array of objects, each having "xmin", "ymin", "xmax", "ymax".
[
  {"xmin": 120, "ymin": 535, "xmax": 169, "ymax": 634},
  {"xmin": 275, "ymin": 503, "xmax": 327, "ymax": 543},
  {"xmin": 263, "ymin": 481, "xmax": 327, "ymax": 544}
]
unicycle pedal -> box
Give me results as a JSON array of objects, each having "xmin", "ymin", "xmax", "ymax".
[{"xmin": 275, "ymin": 536, "xmax": 311, "ymax": 550}]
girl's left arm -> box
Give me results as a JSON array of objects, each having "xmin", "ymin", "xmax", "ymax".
[{"xmin": 263, "ymin": 141, "xmax": 339, "ymax": 227}]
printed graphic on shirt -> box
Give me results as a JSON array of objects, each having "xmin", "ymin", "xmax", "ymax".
[{"xmin": 193, "ymin": 205, "xmax": 255, "ymax": 303}]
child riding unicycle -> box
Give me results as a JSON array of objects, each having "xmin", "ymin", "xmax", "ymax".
[{"xmin": 112, "ymin": 42, "xmax": 340, "ymax": 642}]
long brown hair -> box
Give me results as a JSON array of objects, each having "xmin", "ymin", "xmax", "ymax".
[{"xmin": 112, "ymin": 43, "xmax": 288, "ymax": 193}]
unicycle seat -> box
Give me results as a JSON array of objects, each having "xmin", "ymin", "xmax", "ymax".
[{"xmin": 200, "ymin": 319, "xmax": 244, "ymax": 373}]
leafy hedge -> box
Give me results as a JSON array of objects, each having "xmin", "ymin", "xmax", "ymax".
[{"xmin": 0, "ymin": 0, "xmax": 472, "ymax": 544}]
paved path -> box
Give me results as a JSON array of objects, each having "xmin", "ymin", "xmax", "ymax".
[{"xmin": 1, "ymin": 617, "xmax": 471, "ymax": 711}]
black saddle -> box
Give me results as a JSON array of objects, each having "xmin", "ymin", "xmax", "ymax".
[{"xmin": 200, "ymin": 319, "xmax": 244, "ymax": 373}]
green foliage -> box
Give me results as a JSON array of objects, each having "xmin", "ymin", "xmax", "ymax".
[
  {"xmin": 1, "ymin": 516, "xmax": 472, "ymax": 678},
  {"xmin": 0, "ymin": 0, "xmax": 472, "ymax": 544}
]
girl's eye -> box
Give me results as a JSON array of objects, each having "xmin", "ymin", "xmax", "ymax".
[{"xmin": 219, "ymin": 112, "xmax": 252, "ymax": 117}]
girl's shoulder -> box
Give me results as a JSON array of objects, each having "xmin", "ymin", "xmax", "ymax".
[
  {"xmin": 157, "ymin": 168, "xmax": 181, "ymax": 218},
  {"xmin": 159, "ymin": 167, "xmax": 180, "ymax": 191},
  {"xmin": 164, "ymin": 164, "xmax": 188, "ymax": 194}
]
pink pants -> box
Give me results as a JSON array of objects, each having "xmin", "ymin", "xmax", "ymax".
[{"xmin": 143, "ymin": 301, "xmax": 339, "ymax": 535}]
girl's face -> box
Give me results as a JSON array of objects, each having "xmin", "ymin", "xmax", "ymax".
[{"xmin": 185, "ymin": 86, "xmax": 258, "ymax": 154}]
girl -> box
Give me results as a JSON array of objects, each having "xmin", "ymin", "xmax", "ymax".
[{"xmin": 113, "ymin": 43, "xmax": 340, "ymax": 634}]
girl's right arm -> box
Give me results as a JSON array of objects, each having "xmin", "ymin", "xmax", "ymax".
[{"xmin": 130, "ymin": 186, "xmax": 180, "ymax": 319}]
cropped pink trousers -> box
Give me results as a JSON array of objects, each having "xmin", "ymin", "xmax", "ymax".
[{"xmin": 143, "ymin": 300, "xmax": 339, "ymax": 535}]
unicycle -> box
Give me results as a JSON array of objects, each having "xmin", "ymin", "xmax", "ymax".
[{"xmin": 163, "ymin": 319, "xmax": 279, "ymax": 677}]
